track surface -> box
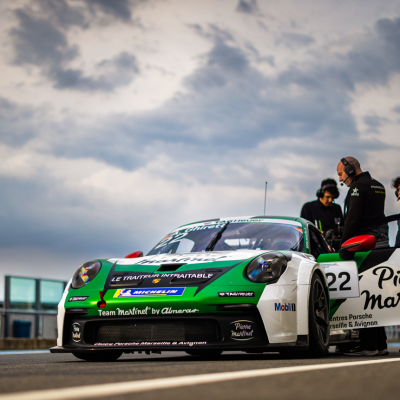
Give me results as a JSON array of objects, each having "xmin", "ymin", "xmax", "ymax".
[{"xmin": 1, "ymin": 348, "xmax": 400, "ymax": 400}]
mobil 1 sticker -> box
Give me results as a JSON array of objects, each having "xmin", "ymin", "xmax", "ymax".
[{"xmin": 320, "ymin": 261, "xmax": 360, "ymax": 299}]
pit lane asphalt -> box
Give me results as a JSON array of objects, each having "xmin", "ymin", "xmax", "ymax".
[{"xmin": 1, "ymin": 347, "xmax": 400, "ymax": 400}]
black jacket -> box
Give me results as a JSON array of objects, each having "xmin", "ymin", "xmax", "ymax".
[
  {"xmin": 300, "ymin": 200, "xmax": 344, "ymax": 232},
  {"xmin": 342, "ymin": 171, "xmax": 386, "ymax": 243}
]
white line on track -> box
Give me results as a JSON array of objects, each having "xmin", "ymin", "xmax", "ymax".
[
  {"xmin": 0, "ymin": 350, "xmax": 50, "ymax": 355},
  {"xmin": 1, "ymin": 358, "xmax": 400, "ymax": 400}
]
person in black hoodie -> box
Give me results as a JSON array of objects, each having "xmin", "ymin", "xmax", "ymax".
[
  {"xmin": 337, "ymin": 157, "xmax": 388, "ymax": 247},
  {"xmin": 300, "ymin": 178, "xmax": 344, "ymax": 234},
  {"xmin": 337, "ymin": 156, "xmax": 388, "ymax": 356}
]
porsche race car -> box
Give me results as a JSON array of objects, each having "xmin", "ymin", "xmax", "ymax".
[{"xmin": 50, "ymin": 215, "xmax": 400, "ymax": 361}]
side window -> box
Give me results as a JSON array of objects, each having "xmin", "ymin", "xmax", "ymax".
[{"xmin": 309, "ymin": 227, "xmax": 330, "ymax": 258}]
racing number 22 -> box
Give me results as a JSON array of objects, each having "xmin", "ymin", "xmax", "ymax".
[{"xmin": 326, "ymin": 272, "xmax": 351, "ymax": 291}]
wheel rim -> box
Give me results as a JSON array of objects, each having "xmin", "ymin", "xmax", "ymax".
[{"xmin": 312, "ymin": 278, "xmax": 329, "ymax": 346}]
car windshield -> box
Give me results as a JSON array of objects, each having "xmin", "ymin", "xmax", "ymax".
[{"xmin": 147, "ymin": 219, "xmax": 304, "ymax": 255}]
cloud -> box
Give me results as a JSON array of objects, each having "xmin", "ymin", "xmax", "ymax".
[
  {"xmin": 347, "ymin": 17, "xmax": 400, "ymax": 86},
  {"xmin": 277, "ymin": 32, "xmax": 315, "ymax": 48},
  {"xmin": 51, "ymin": 52, "xmax": 139, "ymax": 91},
  {"xmin": 236, "ymin": 0, "xmax": 260, "ymax": 15},
  {"xmin": 84, "ymin": 0, "xmax": 135, "ymax": 22},
  {"xmin": 2, "ymin": 9, "xmax": 400, "ymax": 289},
  {"xmin": 0, "ymin": 98, "xmax": 42, "ymax": 147},
  {"xmin": 363, "ymin": 115, "xmax": 389, "ymax": 132},
  {"xmin": 8, "ymin": 1, "xmax": 140, "ymax": 92}
]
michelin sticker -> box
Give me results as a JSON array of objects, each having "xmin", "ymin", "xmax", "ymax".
[{"xmin": 114, "ymin": 288, "xmax": 185, "ymax": 297}]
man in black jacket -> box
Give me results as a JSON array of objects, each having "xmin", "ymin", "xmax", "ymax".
[
  {"xmin": 300, "ymin": 178, "xmax": 344, "ymax": 234},
  {"xmin": 338, "ymin": 157, "xmax": 388, "ymax": 247},
  {"xmin": 337, "ymin": 156, "xmax": 388, "ymax": 356}
]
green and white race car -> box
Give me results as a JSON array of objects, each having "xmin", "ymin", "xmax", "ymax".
[{"xmin": 50, "ymin": 215, "xmax": 400, "ymax": 361}]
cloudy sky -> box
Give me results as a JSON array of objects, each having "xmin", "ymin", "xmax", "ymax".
[{"xmin": 1, "ymin": 0, "xmax": 400, "ymax": 298}]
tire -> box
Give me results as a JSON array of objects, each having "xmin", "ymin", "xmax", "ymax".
[
  {"xmin": 307, "ymin": 273, "xmax": 330, "ymax": 357},
  {"xmin": 72, "ymin": 351, "xmax": 123, "ymax": 362},
  {"xmin": 185, "ymin": 350, "xmax": 223, "ymax": 357}
]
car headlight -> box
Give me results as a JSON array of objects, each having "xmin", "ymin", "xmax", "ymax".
[
  {"xmin": 71, "ymin": 260, "xmax": 101, "ymax": 289},
  {"xmin": 246, "ymin": 253, "xmax": 287, "ymax": 283}
]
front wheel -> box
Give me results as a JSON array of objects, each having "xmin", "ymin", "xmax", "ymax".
[
  {"xmin": 72, "ymin": 351, "xmax": 123, "ymax": 362},
  {"xmin": 307, "ymin": 273, "xmax": 330, "ymax": 357}
]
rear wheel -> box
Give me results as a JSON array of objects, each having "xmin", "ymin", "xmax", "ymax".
[
  {"xmin": 72, "ymin": 351, "xmax": 123, "ymax": 362},
  {"xmin": 307, "ymin": 273, "xmax": 330, "ymax": 357},
  {"xmin": 185, "ymin": 350, "xmax": 223, "ymax": 357}
]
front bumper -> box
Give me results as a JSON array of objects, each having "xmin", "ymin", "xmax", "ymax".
[{"xmin": 51, "ymin": 308, "xmax": 309, "ymax": 353}]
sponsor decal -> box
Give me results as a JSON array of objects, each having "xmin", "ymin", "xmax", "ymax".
[
  {"xmin": 330, "ymin": 313, "xmax": 377, "ymax": 329},
  {"xmin": 113, "ymin": 288, "xmax": 185, "ymax": 298},
  {"xmin": 362, "ymin": 266, "xmax": 400, "ymax": 311},
  {"xmin": 94, "ymin": 341, "xmax": 207, "ymax": 347},
  {"xmin": 351, "ymin": 188, "xmax": 359, "ymax": 196},
  {"xmin": 230, "ymin": 320, "xmax": 254, "ymax": 340},
  {"xmin": 71, "ymin": 322, "xmax": 81, "ymax": 342},
  {"xmin": 111, "ymin": 272, "xmax": 215, "ymax": 283},
  {"xmin": 218, "ymin": 292, "xmax": 255, "ymax": 297},
  {"xmin": 98, "ymin": 307, "xmax": 199, "ymax": 316},
  {"xmin": 136, "ymin": 255, "xmax": 228, "ymax": 265},
  {"xmin": 274, "ymin": 302, "xmax": 296, "ymax": 311},
  {"xmin": 68, "ymin": 296, "xmax": 88, "ymax": 302}
]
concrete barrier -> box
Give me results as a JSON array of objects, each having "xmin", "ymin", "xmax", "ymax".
[{"xmin": 0, "ymin": 339, "xmax": 56, "ymax": 350}]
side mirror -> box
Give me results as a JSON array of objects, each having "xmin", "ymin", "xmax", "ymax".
[
  {"xmin": 339, "ymin": 235, "xmax": 376, "ymax": 260},
  {"xmin": 125, "ymin": 251, "xmax": 144, "ymax": 258}
]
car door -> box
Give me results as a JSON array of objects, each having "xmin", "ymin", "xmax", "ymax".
[{"xmin": 317, "ymin": 215, "xmax": 400, "ymax": 330}]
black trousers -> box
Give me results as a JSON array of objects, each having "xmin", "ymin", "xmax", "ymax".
[{"xmin": 359, "ymin": 327, "xmax": 387, "ymax": 351}]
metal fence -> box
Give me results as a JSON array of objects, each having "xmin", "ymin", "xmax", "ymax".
[{"xmin": 0, "ymin": 276, "xmax": 67, "ymax": 339}]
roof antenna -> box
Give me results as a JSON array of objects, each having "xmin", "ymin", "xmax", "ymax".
[{"xmin": 264, "ymin": 181, "xmax": 267, "ymax": 215}]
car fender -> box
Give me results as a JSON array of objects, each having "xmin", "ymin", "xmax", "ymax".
[
  {"xmin": 257, "ymin": 255, "xmax": 328, "ymax": 343},
  {"xmin": 296, "ymin": 258, "xmax": 328, "ymax": 337}
]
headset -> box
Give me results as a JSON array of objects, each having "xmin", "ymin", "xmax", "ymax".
[
  {"xmin": 340, "ymin": 158, "xmax": 356, "ymax": 186},
  {"xmin": 316, "ymin": 184, "xmax": 340, "ymax": 199}
]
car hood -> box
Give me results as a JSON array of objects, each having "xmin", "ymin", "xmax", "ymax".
[{"xmin": 108, "ymin": 250, "xmax": 269, "ymax": 267}]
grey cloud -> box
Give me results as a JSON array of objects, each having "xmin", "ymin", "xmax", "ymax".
[
  {"xmin": 9, "ymin": 5, "xmax": 139, "ymax": 92},
  {"xmin": 51, "ymin": 52, "xmax": 139, "ymax": 91},
  {"xmin": 84, "ymin": 0, "xmax": 134, "ymax": 22},
  {"xmin": 276, "ymin": 32, "xmax": 315, "ymax": 48},
  {"xmin": 393, "ymin": 106, "xmax": 400, "ymax": 114},
  {"xmin": 0, "ymin": 98, "xmax": 40, "ymax": 147},
  {"xmin": 236, "ymin": 0, "xmax": 260, "ymax": 15},
  {"xmin": 10, "ymin": 9, "xmax": 78, "ymax": 66},
  {"xmin": 39, "ymin": 0, "xmax": 88, "ymax": 29},
  {"xmin": 363, "ymin": 115, "xmax": 389, "ymax": 133},
  {"xmin": 347, "ymin": 17, "xmax": 400, "ymax": 86},
  {"xmin": 188, "ymin": 23, "xmax": 234, "ymax": 43}
]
